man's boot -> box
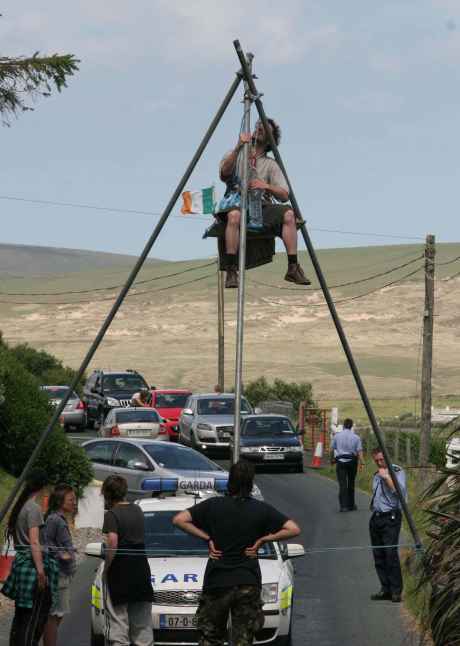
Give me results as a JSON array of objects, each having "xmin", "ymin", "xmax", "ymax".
[
  {"xmin": 225, "ymin": 268, "xmax": 239, "ymax": 288},
  {"xmin": 284, "ymin": 263, "xmax": 311, "ymax": 286}
]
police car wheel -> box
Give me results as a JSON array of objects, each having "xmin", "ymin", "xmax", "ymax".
[
  {"xmin": 275, "ymin": 607, "xmax": 293, "ymax": 646},
  {"xmin": 90, "ymin": 626, "xmax": 104, "ymax": 646}
]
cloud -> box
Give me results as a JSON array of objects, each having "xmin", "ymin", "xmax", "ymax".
[{"xmin": 0, "ymin": 1, "xmax": 341, "ymax": 70}]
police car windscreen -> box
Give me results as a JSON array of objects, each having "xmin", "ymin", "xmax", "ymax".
[
  {"xmin": 142, "ymin": 444, "xmax": 223, "ymax": 471},
  {"xmin": 242, "ymin": 418, "xmax": 295, "ymax": 436},
  {"xmin": 103, "ymin": 374, "xmax": 147, "ymax": 392},
  {"xmin": 155, "ymin": 393, "xmax": 190, "ymax": 408},
  {"xmin": 197, "ymin": 398, "xmax": 251, "ymax": 415},
  {"xmin": 116, "ymin": 410, "xmax": 160, "ymax": 423},
  {"xmin": 144, "ymin": 511, "xmax": 276, "ymax": 558}
]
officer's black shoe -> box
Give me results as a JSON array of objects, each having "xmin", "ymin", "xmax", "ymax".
[
  {"xmin": 370, "ymin": 590, "xmax": 392, "ymax": 601},
  {"xmin": 339, "ymin": 507, "xmax": 349, "ymax": 512},
  {"xmin": 391, "ymin": 594, "xmax": 402, "ymax": 603}
]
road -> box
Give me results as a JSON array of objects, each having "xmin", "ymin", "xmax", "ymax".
[{"xmin": 55, "ymin": 444, "xmax": 415, "ymax": 646}]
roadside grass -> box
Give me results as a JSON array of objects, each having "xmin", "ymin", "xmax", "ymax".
[{"xmin": 317, "ymin": 396, "xmax": 460, "ymax": 425}]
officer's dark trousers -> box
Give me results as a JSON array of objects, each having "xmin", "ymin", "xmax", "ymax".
[
  {"xmin": 369, "ymin": 510, "xmax": 403, "ymax": 595},
  {"xmin": 336, "ymin": 458, "xmax": 358, "ymax": 510}
]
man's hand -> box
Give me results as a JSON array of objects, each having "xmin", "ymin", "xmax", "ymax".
[
  {"xmin": 208, "ymin": 540, "xmax": 223, "ymax": 560},
  {"xmin": 245, "ymin": 538, "xmax": 265, "ymax": 558},
  {"xmin": 378, "ymin": 467, "xmax": 389, "ymax": 479},
  {"xmin": 248, "ymin": 178, "xmax": 268, "ymax": 191},
  {"xmin": 237, "ymin": 132, "xmax": 252, "ymax": 148}
]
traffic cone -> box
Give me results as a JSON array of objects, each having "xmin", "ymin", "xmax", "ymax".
[{"xmin": 311, "ymin": 440, "xmax": 323, "ymax": 468}]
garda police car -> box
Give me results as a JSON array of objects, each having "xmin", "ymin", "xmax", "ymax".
[{"xmin": 87, "ymin": 478, "xmax": 304, "ymax": 646}]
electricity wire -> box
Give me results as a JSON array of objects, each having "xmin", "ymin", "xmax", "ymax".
[
  {"xmin": 0, "ymin": 270, "xmax": 215, "ymax": 306},
  {"xmin": 0, "ymin": 260, "xmax": 217, "ymax": 297},
  {"xmin": 247, "ymin": 254, "xmax": 424, "ymax": 292}
]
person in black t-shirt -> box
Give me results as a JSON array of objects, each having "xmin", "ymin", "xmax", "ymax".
[
  {"xmin": 173, "ymin": 461, "xmax": 301, "ymax": 646},
  {"xmin": 102, "ymin": 475, "xmax": 154, "ymax": 646}
]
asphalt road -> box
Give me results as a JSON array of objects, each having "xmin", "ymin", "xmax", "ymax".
[{"xmin": 54, "ymin": 446, "xmax": 416, "ymax": 646}]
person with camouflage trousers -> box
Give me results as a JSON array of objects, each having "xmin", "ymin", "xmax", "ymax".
[{"xmin": 173, "ymin": 461, "xmax": 301, "ymax": 646}]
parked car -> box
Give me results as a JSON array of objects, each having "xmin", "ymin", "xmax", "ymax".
[
  {"xmin": 40, "ymin": 385, "xmax": 86, "ymax": 431},
  {"xmin": 87, "ymin": 493, "xmax": 303, "ymax": 646},
  {"xmin": 82, "ymin": 369, "xmax": 150, "ymax": 429},
  {"xmin": 100, "ymin": 407, "xmax": 168, "ymax": 440},
  {"xmin": 179, "ymin": 393, "xmax": 253, "ymax": 452},
  {"xmin": 446, "ymin": 436, "xmax": 460, "ymax": 469},
  {"xmin": 149, "ymin": 389, "xmax": 192, "ymax": 441},
  {"xmin": 81, "ymin": 438, "xmax": 229, "ymax": 500},
  {"xmin": 231, "ymin": 414, "xmax": 304, "ymax": 473}
]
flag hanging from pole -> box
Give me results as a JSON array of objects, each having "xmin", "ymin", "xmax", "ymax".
[{"xmin": 181, "ymin": 186, "xmax": 216, "ymax": 215}]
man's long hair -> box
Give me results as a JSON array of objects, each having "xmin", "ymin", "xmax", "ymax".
[
  {"xmin": 264, "ymin": 118, "xmax": 281, "ymax": 153},
  {"xmin": 227, "ymin": 461, "xmax": 255, "ymax": 498}
]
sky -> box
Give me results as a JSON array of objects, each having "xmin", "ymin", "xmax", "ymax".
[{"xmin": 1, "ymin": 0, "xmax": 460, "ymax": 261}]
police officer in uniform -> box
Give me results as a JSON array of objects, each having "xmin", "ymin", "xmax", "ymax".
[
  {"xmin": 330, "ymin": 418, "xmax": 364, "ymax": 512},
  {"xmin": 369, "ymin": 448, "xmax": 407, "ymax": 603}
]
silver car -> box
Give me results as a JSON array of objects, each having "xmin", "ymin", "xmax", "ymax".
[
  {"xmin": 80, "ymin": 438, "xmax": 230, "ymax": 499},
  {"xmin": 179, "ymin": 393, "xmax": 253, "ymax": 452},
  {"xmin": 40, "ymin": 385, "xmax": 86, "ymax": 431},
  {"xmin": 100, "ymin": 407, "xmax": 168, "ymax": 441}
]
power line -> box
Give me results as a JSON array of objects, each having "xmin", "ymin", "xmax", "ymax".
[
  {"xmin": 248, "ymin": 254, "xmax": 424, "ymax": 292},
  {"xmin": 0, "ymin": 260, "xmax": 217, "ymax": 296},
  {"xmin": 0, "ymin": 194, "xmax": 429, "ymax": 241},
  {"xmin": 0, "ymin": 270, "xmax": 215, "ymax": 306},
  {"xmin": 255, "ymin": 265, "xmax": 424, "ymax": 308}
]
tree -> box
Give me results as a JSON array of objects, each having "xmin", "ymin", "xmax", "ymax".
[{"xmin": 0, "ymin": 51, "xmax": 79, "ymax": 125}]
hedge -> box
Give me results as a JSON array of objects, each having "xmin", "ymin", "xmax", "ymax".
[{"xmin": 0, "ymin": 342, "xmax": 93, "ymax": 494}]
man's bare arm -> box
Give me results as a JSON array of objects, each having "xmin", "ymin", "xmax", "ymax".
[
  {"xmin": 245, "ymin": 519, "xmax": 301, "ymax": 557},
  {"xmin": 220, "ymin": 133, "xmax": 252, "ymax": 179},
  {"xmin": 104, "ymin": 532, "xmax": 118, "ymax": 569},
  {"xmin": 248, "ymin": 178, "xmax": 289, "ymax": 203}
]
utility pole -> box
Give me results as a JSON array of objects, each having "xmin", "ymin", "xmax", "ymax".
[
  {"xmin": 419, "ymin": 234, "xmax": 435, "ymax": 466},
  {"xmin": 217, "ymin": 265, "xmax": 225, "ymax": 391}
]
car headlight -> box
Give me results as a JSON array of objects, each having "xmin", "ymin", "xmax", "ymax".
[
  {"xmin": 240, "ymin": 446, "xmax": 259, "ymax": 453},
  {"xmin": 196, "ymin": 423, "xmax": 212, "ymax": 431},
  {"xmin": 261, "ymin": 583, "xmax": 278, "ymax": 604},
  {"xmin": 105, "ymin": 397, "xmax": 120, "ymax": 407},
  {"xmin": 291, "ymin": 445, "xmax": 304, "ymax": 453}
]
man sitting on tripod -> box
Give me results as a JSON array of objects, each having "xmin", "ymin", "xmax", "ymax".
[{"xmin": 218, "ymin": 118, "xmax": 311, "ymax": 288}]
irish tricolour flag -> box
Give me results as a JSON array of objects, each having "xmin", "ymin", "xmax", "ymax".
[{"xmin": 181, "ymin": 186, "xmax": 216, "ymax": 215}]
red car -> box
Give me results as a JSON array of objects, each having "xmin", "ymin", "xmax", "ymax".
[{"xmin": 149, "ymin": 389, "xmax": 192, "ymax": 441}]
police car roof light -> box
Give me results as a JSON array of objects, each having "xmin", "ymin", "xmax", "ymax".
[
  {"xmin": 141, "ymin": 477, "xmax": 179, "ymax": 492},
  {"xmin": 214, "ymin": 477, "xmax": 229, "ymax": 493}
]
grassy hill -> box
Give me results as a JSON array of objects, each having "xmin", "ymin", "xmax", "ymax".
[{"xmin": 0, "ymin": 242, "xmax": 459, "ymax": 411}]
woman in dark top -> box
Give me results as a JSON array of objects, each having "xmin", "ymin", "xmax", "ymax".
[
  {"xmin": 101, "ymin": 475, "xmax": 153, "ymax": 646},
  {"xmin": 2, "ymin": 468, "xmax": 59, "ymax": 646},
  {"xmin": 43, "ymin": 484, "xmax": 77, "ymax": 646}
]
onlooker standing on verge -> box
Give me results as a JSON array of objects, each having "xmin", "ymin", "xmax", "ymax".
[
  {"xmin": 101, "ymin": 475, "xmax": 153, "ymax": 646},
  {"xmin": 43, "ymin": 484, "xmax": 77, "ymax": 646},
  {"xmin": 2, "ymin": 468, "xmax": 59, "ymax": 646},
  {"xmin": 173, "ymin": 461, "xmax": 301, "ymax": 646},
  {"xmin": 330, "ymin": 418, "xmax": 364, "ymax": 512},
  {"xmin": 369, "ymin": 448, "xmax": 407, "ymax": 603}
]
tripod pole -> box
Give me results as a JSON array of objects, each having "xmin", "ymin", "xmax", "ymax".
[
  {"xmin": 0, "ymin": 72, "xmax": 243, "ymax": 526},
  {"xmin": 233, "ymin": 39, "xmax": 422, "ymax": 548},
  {"xmin": 232, "ymin": 53, "xmax": 253, "ymax": 465}
]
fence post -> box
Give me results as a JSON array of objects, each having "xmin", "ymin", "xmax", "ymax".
[
  {"xmin": 394, "ymin": 432, "xmax": 400, "ymax": 463},
  {"xmin": 406, "ymin": 437, "xmax": 412, "ymax": 466}
]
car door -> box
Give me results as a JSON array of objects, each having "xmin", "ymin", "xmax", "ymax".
[
  {"xmin": 112, "ymin": 442, "xmax": 154, "ymax": 498},
  {"xmin": 82, "ymin": 441, "xmax": 117, "ymax": 482},
  {"xmin": 180, "ymin": 396, "xmax": 194, "ymax": 443}
]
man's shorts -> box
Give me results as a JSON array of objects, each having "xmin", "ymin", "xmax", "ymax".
[
  {"xmin": 215, "ymin": 204, "xmax": 293, "ymax": 238},
  {"xmin": 50, "ymin": 575, "xmax": 73, "ymax": 617}
]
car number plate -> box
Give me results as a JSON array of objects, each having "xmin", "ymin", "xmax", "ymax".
[
  {"xmin": 264, "ymin": 454, "xmax": 284, "ymax": 460},
  {"xmin": 127, "ymin": 429, "xmax": 151, "ymax": 436},
  {"xmin": 220, "ymin": 432, "xmax": 230, "ymax": 439},
  {"xmin": 159, "ymin": 614, "xmax": 197, "ymax": 629}
]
